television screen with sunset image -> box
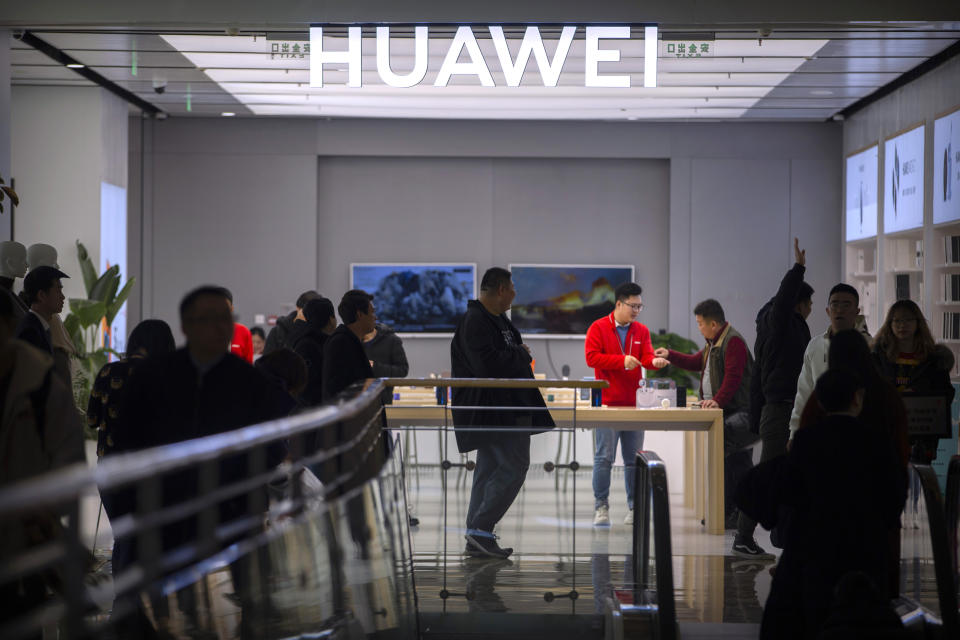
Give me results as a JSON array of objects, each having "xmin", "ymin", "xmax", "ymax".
[{"xmin": 508, "ymin": 264, "xmax": 635, "ymax": 336}]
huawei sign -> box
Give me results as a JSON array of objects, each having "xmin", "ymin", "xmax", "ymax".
[{"xmin": 309, "ymin": 25, "xmax": 659, "ymax": 89}]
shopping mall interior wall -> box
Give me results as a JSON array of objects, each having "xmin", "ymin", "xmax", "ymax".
[
  {"xmin": 315, "ymin": 155, "xmax": 669, "ymax": 379},
  {"xmin": 129, "ymin": 118, "xmax": 840, "ymax": 368},
  {"xmin": 311, "ymin": 118, "xmax": 841, "ymax": 374},
  {"xmin": 0, "ymin": 31, "xmax": 10, "ymax": 242},
  {"xmin": 127, "ymin": 117, "xmax": 319, "ymax": 340},
  {"xmin": 11, "ymin": 86, "xmax": 127, "ymax": 302}
]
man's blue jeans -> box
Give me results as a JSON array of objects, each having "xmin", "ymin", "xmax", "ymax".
[
  {"xmin": 592, "ymin": 428, "xmax": 645, "ymax": 510},
  {"xmin": 466, "ymin": 432, "xmax": 531, "ymax": 537}
]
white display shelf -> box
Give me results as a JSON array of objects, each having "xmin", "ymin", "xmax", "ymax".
[
  {"xmin": 851, "ymin": 271, "xmax": 877, "ymax": 278},
  {"xmin": 934, "ymin": 263, "xmax": 960, "ymax": 269},
  {"xmin": 884, "ymin": 228, "xmax": 924, "ymax": 239},
  {"xmin": 887, "ymin": 267, "xmax": 923, "ymax": 273},
  {"xmin": 936, "ymin": 301, "xmax": 960, "ymax": 306}
]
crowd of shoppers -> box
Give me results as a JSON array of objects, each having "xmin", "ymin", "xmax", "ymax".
[{"xmin": 1, "ymin": 245, "xmax": 955, "ymax": 638}]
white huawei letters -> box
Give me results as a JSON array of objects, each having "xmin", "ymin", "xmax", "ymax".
[
  {"xmin": 309, "ymin": 25, "xmax": 657, "ymax": 89},
  {"xmin": 376, "ymin": 26, "xmax": 428, "ymax": 88}
]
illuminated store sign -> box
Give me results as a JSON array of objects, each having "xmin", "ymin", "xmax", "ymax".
[{"xmin": 309, "ymin": 25, "xmax": 658, "ymax": 89}]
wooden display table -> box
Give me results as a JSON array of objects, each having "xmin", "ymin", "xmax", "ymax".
[{"xmin": 384, "ymin": 398, "xmax": 725, "ymax": 535}]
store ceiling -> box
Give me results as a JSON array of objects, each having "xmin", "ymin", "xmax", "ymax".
[{"xmin": 9, "ymin": 24, "xmax": 960, "ymax": 121}]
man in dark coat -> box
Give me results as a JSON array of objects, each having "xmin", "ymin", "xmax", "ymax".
[
  {"xmin": 115, "ymin": 286, "xmax": 292, "ymax": 558},
  {"xmin": 263, "ymin": 290, "xmax": 321, "ymax": 355},
  {"xmin": 743, "ymin": 238, "xmax": 813, "ymax": 547},
  {"xmin": 322, "ymin": 290, "xmax": 376, "ymax": 402},
  {"xmin": 291, "ymin": 296, "xmax": 337, "ymax": 407},
  {"xmin": 15, "ymin": 265, "xmax": 68, "ymax": 358},
  {"xmin": 363, "ymin": 322, "xmax": 410, "ymax": 405},
  {"xmin": 451, "ymin": 267, "xmax": 555, "ymax": 558},
  {"xmin": 758, "ymin": 368, "xmax": 906, "ymax": 640}
]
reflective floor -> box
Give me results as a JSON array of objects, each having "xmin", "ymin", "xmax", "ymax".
[
  {"xmin": 74, "ymin": 462, "xmax": 942, "ymax": 639},
  {"xmin": 407, "ymin": 465, "xmax": 778, "ymax": 636}
]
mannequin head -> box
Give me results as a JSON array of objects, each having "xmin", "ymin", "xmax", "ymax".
[
  {"xmin": 0, "ymin": 241, "xmax": 28, "ymax": 279},
  {"xmin": 26, "ymin": 243, "xmax": 59, "ymax": 269}
]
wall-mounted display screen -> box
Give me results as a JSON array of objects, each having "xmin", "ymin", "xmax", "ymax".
[
  {"xmin": 845, "ymin": 145, "xmax": 878, "ymax": 241},
  {"xmin": 350, "ymin": 263, "xmax": 476, "ymax": 334},
  {"xmin": 884, "ymin": 124, "xmax": 925, "ymax": 234},
  {"xmin": 508, "ymin": 264, "xmax": 635, "ymax": 336},
  {"xmin": 934, "ymin": 107, "xmax": 960, "ymax": 224}
]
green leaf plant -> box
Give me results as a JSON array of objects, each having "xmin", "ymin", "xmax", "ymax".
[
  {"xmin": 64, "ymin": 240, "xmax": 135, "ymax": 436},
  {"xmin": 648, "ymin": 331, "xmax": 701, "ymax": 391},
  {"xmin": 0, "ymin": 171, "xmax": 19, "ymax": 214}
]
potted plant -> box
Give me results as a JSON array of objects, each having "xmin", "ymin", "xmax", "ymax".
[
  {"xmin": 63, "ymin": 241, "xmax": 135, "ymax": 432},
  {"xmin": 648, "ymin": 330, "xmax": 700, "ymax": 391}
]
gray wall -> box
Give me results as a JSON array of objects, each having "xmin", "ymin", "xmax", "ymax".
[
  {"xmin": 316, "ymin": 156, "xmax": 669, "ymax": 377},
  {"xmin": 130, "ymin": 117, "xmax": 842, "ymax": 372},
  {"xmin": 0, "ymin": 31, "xmax": 9, "ymax": 242},
  {"xmin": 12, "ymin": 86, "xmax": 128, "ymax": 302},
  {"xmin": 129, "ymin": 118, "xmax": 318, "ymax": 342}
]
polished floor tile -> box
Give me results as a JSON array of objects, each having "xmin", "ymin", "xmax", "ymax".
[{"xmin": 407, "ymin": 466, "xmax": 778, "ymax": 627}]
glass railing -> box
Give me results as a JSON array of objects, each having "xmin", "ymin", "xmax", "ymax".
[
  {"xmin": 946, "ymin": 456, "xmax": 960, "ymax": 616},
  {"xmin": 0, "ymin": 380, "xmax": 417, "ymax": 640},
  {"xmin": 899, "ymin": 463, "xmax": 960, "ymax": 636},
  {"xmin": 629, "ymin": 450, "xmax": 677, "ymax": 640}
]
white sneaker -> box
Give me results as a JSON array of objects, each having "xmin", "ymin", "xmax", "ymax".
[
  {"xmin": 593, "ymin": 505, "xmax": 610, "ymax": 526},
  {"xmin": 624, "ymin": 509, "xmax": 634, "ymax": 525}
]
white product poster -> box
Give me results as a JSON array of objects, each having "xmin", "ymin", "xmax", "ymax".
[
  {"xmin": 846, "ymin": 145, "xmax": 878, "ymax": 240},
  {"xmin": 884, "ymin": 125, "xmax": 925, "ymax": 233},
  {"xmin": 933, "ymin": 108, "xmax": 960, "ymax": 224}
]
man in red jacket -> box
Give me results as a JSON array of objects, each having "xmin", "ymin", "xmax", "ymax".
[
  {"xmin": 221, "ymin": 288, "xmax": 254, "ymax": 363},
  {"xmin": 585, "ymin": 282, "xmax": 667, "ymax": 526}
]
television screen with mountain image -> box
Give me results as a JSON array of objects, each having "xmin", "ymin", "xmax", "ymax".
[
  {"xmin": 350, "ymin": 263, "xmax": 476, "ymax": 334},
  {"xmin": 508, "ymin": 264, "xmax": 635, "ymax": 336}
]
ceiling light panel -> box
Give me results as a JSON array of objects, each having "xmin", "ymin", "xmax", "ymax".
[{"xmin": 161, "ymin": 33, "xmax": 837, "ymax": 120}]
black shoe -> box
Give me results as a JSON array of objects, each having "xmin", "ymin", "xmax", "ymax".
[
  {"xmin": 732, "ymin": 536, "xmax": 775, "ymax": 560},
  {"xmin": 464, "ymin": 534, "xmax": 513, "ymax": 559},
  {"xmin": 408, "ymin": 514, "xmax": 420, "ymax": 527}
]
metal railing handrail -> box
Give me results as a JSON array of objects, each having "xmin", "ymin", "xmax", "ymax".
[
  {"xmin": 945, "ymin": 456, "xmax": 960, "ymax": 604},
  {"xmin": 911, "ymin": 463, "xmax": 960, "ymax": 635},
  {"xmin": 0, "ymin": 380, "xmax": 386, "ymax": 515},
  {"xmin": 383, "ymin": 377, "xmax": 608, "ymax": 389},
  {"xmin": 0, "ymin": 379, "xmax": 401, "ymax": 640},
  {"xmin": 632, "ymin": 450, "xmax": 677, "ymax": 640}
]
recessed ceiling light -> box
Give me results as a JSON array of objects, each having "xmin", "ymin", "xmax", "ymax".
[
  {"xmin": 221, "ymin": 111, "xmax": 236, "ymax": 117},
  {"xmin": 66, "ymin": 63, "xmax": 85, "ymax": 69},
  {"xmin": 810, "ymin": 89, "xmax": 834, "ymax": 96}
]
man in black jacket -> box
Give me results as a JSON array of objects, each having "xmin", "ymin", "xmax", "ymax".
[
  {"xmin": 15, "ymin": 265, "xmax": 68, "ymax": 358},
  {"xmin": 264, "ymin": 290, "xmax": 321, "ymax": 355},
  {"xmin": 322, "ymin": 290, "xmax": 376, "ymax": 402},
  {"xmin": 750, "ymin": 239, "xmax": 813, "ymax": 459},
  {"xmin": 758, "ymin": 368, "xmax": 905, "ymax": 640},
  {"xmin": 742, "ymin": 238, "xmax": 813, "ymax": 552},
  {"xmin": 291, "ymin": 296, "xmax": 337, "ymax": 406},
  {"xmin": 363, "ymin": 322, "xmax": 410, "ymax": 405},
  {"xmin": 451, "ymin": 267, "xmax": 555, "ymax": 558},
  {"xmin": 115, "ymin": 286, "xmax": 293, "ymax": 630}
]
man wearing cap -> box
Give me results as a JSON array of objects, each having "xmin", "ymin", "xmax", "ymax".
[{"xmin": 16, "ymin": 266, "xmax": 71, "ymax": 385}]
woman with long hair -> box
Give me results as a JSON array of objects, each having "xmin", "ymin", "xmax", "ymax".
[
  {"xmin": 86, "ymin": 319, "xmax": 176, "ymax": 582},
  {"xmin": 87, "ymin": 319, "xmax": 177, "ymax": 458},
  {"xmin": 872, "ymin": 300, "xmax": 955, "ymax": 463}
]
